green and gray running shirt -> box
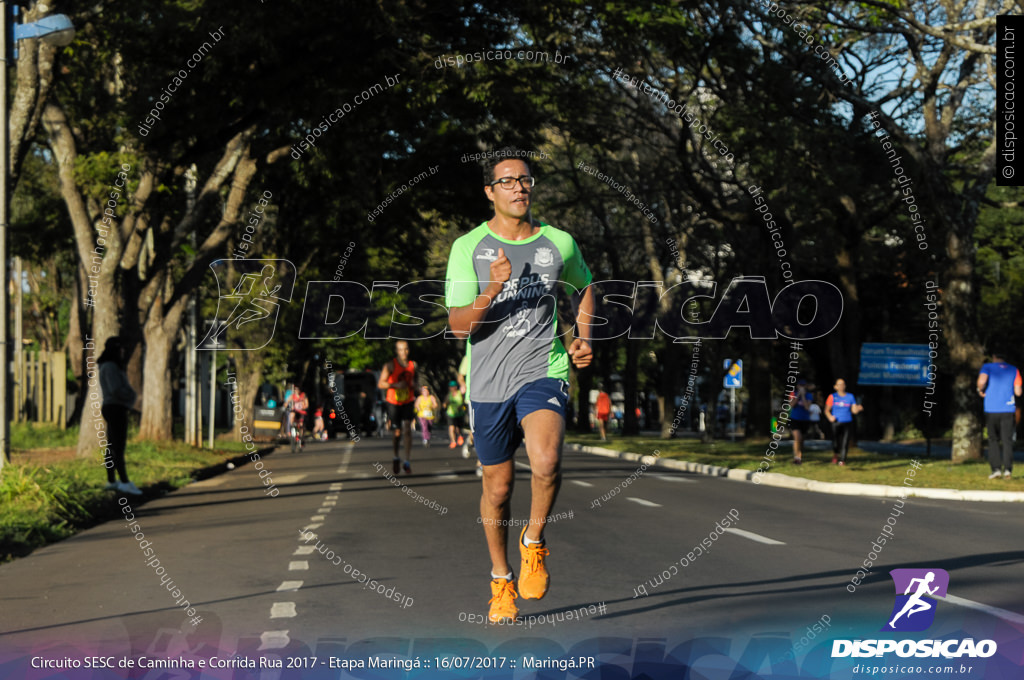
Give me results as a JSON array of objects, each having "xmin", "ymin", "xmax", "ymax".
[{"xmin": 445, "ymin": 222, "xmax": 592, "ymax": 403}]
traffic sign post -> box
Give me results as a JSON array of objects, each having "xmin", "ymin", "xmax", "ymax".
[{"xmin": 723, "ymin": 359, "xmax": 742, "ymax": 440}]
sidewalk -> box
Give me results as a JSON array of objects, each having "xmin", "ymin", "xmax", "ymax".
[{"xmin": 568, "ymin": 441, "xmax": 1024, "ymax": 503}]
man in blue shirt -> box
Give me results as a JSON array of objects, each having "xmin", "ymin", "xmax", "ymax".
[{"xmin": 978, "ymin": 352, "xmax": 1022, "ymax": 479}]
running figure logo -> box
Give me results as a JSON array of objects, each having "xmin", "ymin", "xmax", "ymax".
[
  {"xmin": 199, "ymin": 259, "xmax": 296, "ymax": 350},
  {"xmin": 883, "ymin": 568, "xmax": 949, "ymax": 632},
  {"xmin": 502, "ymin": 302, "xmax": 532, "ymax": 337}
]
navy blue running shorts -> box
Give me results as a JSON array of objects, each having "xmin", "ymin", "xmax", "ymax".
[{"xmin": 469, "ymin": 378, "xmax": 569, "ymax": 466}]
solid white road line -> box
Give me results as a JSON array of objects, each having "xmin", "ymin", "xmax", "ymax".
[
  {"xmin": 945, "ymin": 594, "xmax": 1024, "ymax": 626},
  {"xmin": 723, "ymin": 527, "xmax": 786, "ymax": 545},
  {"xmin": 626, "ymin": 497, "xmax": 663, "ymax": 507}
]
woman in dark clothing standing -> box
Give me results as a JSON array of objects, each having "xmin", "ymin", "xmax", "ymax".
[{"xmin": 98, "ymin": 336, "xmax": 141, "ymax": 495}]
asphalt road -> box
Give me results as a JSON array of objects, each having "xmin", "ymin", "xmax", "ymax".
[{"xmin": 2, "ymin": 434, "xmax": 1023, "ymax": 671}]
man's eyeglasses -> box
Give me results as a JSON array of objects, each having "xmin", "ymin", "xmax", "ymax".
[{"xmin": 488, "ymin": 175, "xmax": 535, "ymax": 190}]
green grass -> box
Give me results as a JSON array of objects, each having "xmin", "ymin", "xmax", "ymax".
[
  {"xmin": 0, "ymin": 438, "xmax": 256, "ymax": 562},
  {"xmin": 11, "ymin": 421, "xmax": 80, "ymax": 449},
  {"xmin": 565, "ymin": 434, "xmax": 1024, "ymax": 492}
]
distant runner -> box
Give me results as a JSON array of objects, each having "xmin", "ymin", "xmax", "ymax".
[
  {"xmin": 446, "ymin": 150, "xmax": 595, "ymax": 623},
  {"xmin": 978, "ymin": 352, "xmax": 1022, "ymax": 479},
  {"xmin": 825, "ymin": 378, "xmax": 863, "ymax": 465},
  {"xmin": 379, "ymin": 340, "xmax": 416, "ymax": 474}
]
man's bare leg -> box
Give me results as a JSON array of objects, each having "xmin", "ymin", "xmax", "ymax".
[
  {"xmin": 521, "ymin": 409, "xmax": 563, "ymax": 541},
  {"xmin": 480, "ymin": 459, "xmax": 515, "ymax": 574}
]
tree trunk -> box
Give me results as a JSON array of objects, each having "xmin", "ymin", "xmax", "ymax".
[
  {"xmin": 139, "ymin": 315, "xmax": 178, "ymax": 440},
  {"xmin": 231, "ymin": 350, "xmax": 264, "ymax": 441},
  {"xmin": 747, "ymin": 340, "xmax": 771, "ymax": 439},
  {"xmin": 946, "ymin": 224, "xmax": 984, "ymax": 462},
  {"xmin": 623, "ymin": 340, "xmax": 640, "ymax": 435}
]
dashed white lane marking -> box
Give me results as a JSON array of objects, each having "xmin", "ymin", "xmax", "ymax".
[
  {"xmin": 262, "ymin": 442, "xmax": 350, "ymax": 646},
  {"xmin": 945, "ymin": 594, "xmax": 1024, "ymax": 626},
  {"xmin": 626, "ymin": 497, "xmax": 662, "ymax": 508},
  {"xmin": 435, "ymin": 474, "xmax": 459, "ymax": 480},
  {"xmin": 652, "ymin": 475, "xmax": 695, "ymax": 483},
  {"xmin": 515, "ymin": 461, "xmax": 532, "ymax": 470},
  {"xmin": 724, "ymin": 528, "xmax": 786, "ymax": 545},
  {"xmin": 270, "ymin": 602, "xmax": 297, "ymax": 618},
  {"xmin": 301, "ymin": 533, "xmax": 318, "ymax": 541},
  {"xmin": 570, "ymin": 480, "xmax": 594, "ymax": 487},
  {"xmin": 274, "ymin": 474, "xmax": 308, "ymax": 485},
  {"xmin": 258, "ymin": 631, "xmax": 290, "ymax": 650}
]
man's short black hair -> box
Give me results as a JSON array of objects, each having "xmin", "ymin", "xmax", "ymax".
[
  {"xmin": 991, "ymin": 352, "xmax": 1007, "ymax": 362},
  {"xmin": 482, "ymin": 146, "xmax": 530, "ymax": 186}
]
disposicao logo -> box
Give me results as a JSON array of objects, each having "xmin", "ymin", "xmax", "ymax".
[
  {"xmin": 884, "ymin": 568, "xmax": 948, "ymax": 632},
  {"xmin": 832, "ymin": 568, "xmax": 998, "ymax": 659}
]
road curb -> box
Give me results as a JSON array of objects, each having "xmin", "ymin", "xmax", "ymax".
[{"xmin": 567, "ymin": 444, "xmax": 1024, "ymax": 503}]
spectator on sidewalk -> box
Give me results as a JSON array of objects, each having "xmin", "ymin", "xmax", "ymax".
[
  {"xmin": 98, "ymin": 336, "xmax": 142, "ymax": 495},
  {"xmin": 978, "ymin": 352, "xmax": 1022, "ymax": 479}
]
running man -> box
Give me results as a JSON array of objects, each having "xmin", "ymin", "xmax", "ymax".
[
  {"xmin": 379, "ymin": 340, "xmax": 417, "ymax": 474},
  {"xmin": 978, "ymin": 352, "xmax": 1022, "ymax": 479},
  {"xmin": 446, "ymin": 151, "xmax": 595, "ymax": 623},
  {"xmin": 825, "ymin": 378, "xmax": 863, "ymax": 465},
  {"xmin": 787, "ymin": 379, "xmax": 814, "ymax": 464},
  {"xmin": 595, "ymin": 387, "xmax": 612, "ymax": 442},
  {"xmin": 888, "ymin": 572, "xmax": 939, "ymax": 628}
]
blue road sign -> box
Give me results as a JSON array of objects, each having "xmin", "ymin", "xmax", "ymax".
[
  {"xmin": 723, "ymin": 359, "xmax": 743, "ymax": 388},
  {"xmin": 858, "ymin": 343, "xmax": 930, "ymax": 386}
]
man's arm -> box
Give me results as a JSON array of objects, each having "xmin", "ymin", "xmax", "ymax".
[
  {"xmin": 1015, "ymin": 370, "xmax": 1022, "ymax": 397},
  {"xmin": 977, "ymin": 371, "xmax": 988, "ymax": 397},
  {"xmin": 448, "ymin": 248, "xmax": 511, "ymax": 339},
  {"xmin": 377, "ymin": 363, "xmax": 392, "ymax": 390},
  {"xmin": 824, "ymin": 394, "xmax": 836, "ymax": 422},
  {"xmin": 567, "ymin": 284, "xmax": 595, "ymax": 368}
]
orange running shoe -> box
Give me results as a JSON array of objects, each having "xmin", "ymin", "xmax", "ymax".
[
  {"xmin": 457, "ymin": 435, "xmax": 465, "ymax": 446},
  {"xmin": 449, "ymin": 441, "xmax": 457, "ymax": 449},
  {"xmin": 488, "ymin": 577, "xmax": 518, "ymax": 623},
  {"xmin": 518, "ymin": 526, "xmax": 550, "ymax": 599}
]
